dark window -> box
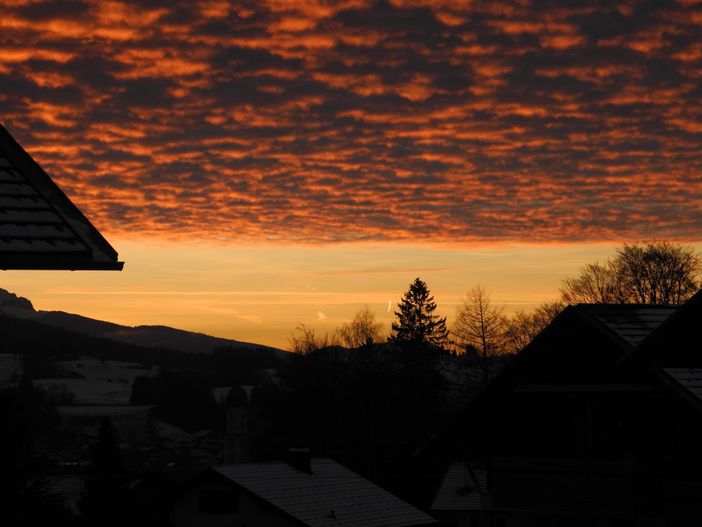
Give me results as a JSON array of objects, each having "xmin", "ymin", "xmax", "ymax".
[{"xmin": 198, "ymin": 488, "xmax": 239, "ymax": 514}]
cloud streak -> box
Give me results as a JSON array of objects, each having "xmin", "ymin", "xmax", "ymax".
[{"xmin": 0, "ymin": 0, "xmax": 700, "ymax": 244}]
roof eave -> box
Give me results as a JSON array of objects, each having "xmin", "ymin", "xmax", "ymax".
[
  {"xmin": 571, "ymin": 305, "xmax": 642, "ymax": 356},
  {"xmin": 1, "ymin": 260, "xmax": 124, "ymax": 271},
  {"xmin": 653, "ymin": 368, "xmax": 702, "ymax": 415},
  {"xmin": 0, "ymin": 123, "xmax": 123, "ymax": 269}
]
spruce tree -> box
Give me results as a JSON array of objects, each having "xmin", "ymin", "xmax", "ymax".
[{"xmin": 389, "ymin": 278, "xmax": 449, "ymax": 349}]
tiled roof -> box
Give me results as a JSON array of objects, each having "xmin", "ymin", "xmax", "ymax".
[
  {"xmin": 618, "ymin": 289, "xmax": 702, "ymax": 368},
  {"xmin": 661, "ymin": 368, "xmax": 702, "ymax": 404},
  {"xmin": 0, "ymin": 124, "xmax": 123, "ymax": 270},
  {"xmin": 46, "ymin": 474, "xmax": 85, "ymax": 514},
  {"xmin": 431, "ymin": 461, "xmax": 487, "ymax": 511},
  {"xmin": 214, "ymin": 458, "xmax": 437, "ymax": 527},
  {"xmin": 579, "ymin": 304, "xmax": 677, "ymax": 348},
  {"xmin": 413, "ymin": 304, "xmax": 680, "ymax": 461}
]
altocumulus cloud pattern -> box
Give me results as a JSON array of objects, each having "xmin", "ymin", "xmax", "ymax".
[{"xmin": 0, "ymin": 0, "xmax": 701, "ymax": 244}]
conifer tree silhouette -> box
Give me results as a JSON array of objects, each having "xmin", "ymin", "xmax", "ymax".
[{"xmin": 389, "ymin": 278, "xmax": 448, "ymax": 349}]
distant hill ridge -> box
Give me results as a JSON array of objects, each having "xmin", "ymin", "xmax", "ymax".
[
  {"xmin": 0, "ymin": 289, "xmax": 34, "ymax": 311},
  {"xmin": 0, "ymin": 288, "xmax": 285, "ymax": 356}
]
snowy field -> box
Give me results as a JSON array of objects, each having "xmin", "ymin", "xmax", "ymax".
[
  {"xmin": 57, "ymin": 404, "xmax": 156, "ymax": 444},
  {"xmin": 0, "ymin": 355, "xmax": 152, "ymax": 404},
  {"xmin": 38, "ymin": 357, "xmax": 151, "ymax": 404},
  {"xmin": 34, "ymin": 378, "xmax": 131, "ymax": 404}
]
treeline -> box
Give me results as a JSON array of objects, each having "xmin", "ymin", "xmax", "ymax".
[
  {"xmin": 130, "ymin": 370, "xmax": 220, "ymax": 432},
  {"xmin": 455, "ymin": 241, "xmax": 702, "ymax": 360},
  {"xmin": 127, "ymin": 344, "xmax": 290, "ymax": 432},
  {"xmin": 264, "ymin": 240, "xmax": 702, "ymax": 496},
  {"xmin": 287, "ymin": 241, "xmax": 702, "ymax": 383},
  {"xmin": 0, "ymin": 315, "xmax": 283, "ymax": 384},
  {"xmin": 0, "ymin": 377, "xmax": 169, "ymax": 525},
  {"xmin": 274, "ymin": 280, "xmax": 480, "ymax": 499},
  {"xmin": 250, "ymin": 342, "xmax": 449, "ymax": 501},
  {"xmin": 293, "ymin": 241, "xmax": 702, "ymax": 356},
  {"xmin": 0, "ymin": 376, "xmax": 73, "ymax": 524}
]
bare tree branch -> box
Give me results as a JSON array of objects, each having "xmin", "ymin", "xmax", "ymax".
[
  {"xmin": 452, "ymin": 285, "xmax": 505, "ymax": 383},
  {"xmin": 560, "ymin": 241, "xmax": 701, "ymax": 305},
  {"xmin": 337, "ymin": 305, "xmax": 384, "ymax": 348}
]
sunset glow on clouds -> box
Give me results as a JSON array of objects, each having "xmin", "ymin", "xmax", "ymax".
[
  {"xmin": 1, "ymin": 1, "xmax": 701, "ymax": 348},
  {"xmin": 1, "ymin": 0, "xmax": 700, "ymax": 244},
  {"xmin": 6, "ymin": 239, "xmax": 670, "ymax": 348}
]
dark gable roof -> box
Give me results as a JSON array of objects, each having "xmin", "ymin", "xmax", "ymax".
[
  {"xmin": 575, "ymin": 304, "xmax": 678, "ymax": 349},
  {"xmin": 0, "ymin": 124, "xmax": 123, "ymax": 270},
  {"xmin": 657, "ymin": 368, "xmax": 702, "ymax": 412},
  {"xmin": 415, "ymin": 303, "xmax": 678, "ymax": 459},
  {"xmin": 618, "ymin": 289, "xmax": 702, "ymax": 368},
  {"xmin": 478, "ymin": 303, "xmax": 677, "ymax": 388},
  {"xmin": 213, "ymin": 458, "xmax": 438, "ymax": 527}
]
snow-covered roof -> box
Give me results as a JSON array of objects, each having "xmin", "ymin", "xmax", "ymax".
[
  {"xmin": 46, "ymin": 475, "xmax": 85, "ymax": 514},
  {"xmin": 618, "ymin": 289, "xmax": 702, "ymax": 368},
  {"xmin": 431, "ymin": 461, "xmax": 487, "ymax": 511},
  {"xmin": 0, "ymin": 124, "xmax": 123, "ymax": 270},
  {"xmin": 214, "ymin": 458, "xmax": 437, "ymax": 527},
  {"xmin": 661, "ymin": 368, "xmax": 702, "ymax": 405},
  {"xmin": 580, "ymin": 304, "xmax": 676, "ymax": 347}
]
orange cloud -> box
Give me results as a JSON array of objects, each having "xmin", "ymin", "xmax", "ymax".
[{"xmin": 0, "ymin": 0, "xmax": 699, "ymax": 246}]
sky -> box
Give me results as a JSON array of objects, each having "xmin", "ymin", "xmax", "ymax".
[{"xmin": 0, "ymin": 0, "xmax": 701, "ymax": 348}]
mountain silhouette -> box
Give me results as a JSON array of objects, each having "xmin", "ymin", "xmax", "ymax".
[{"xmin": 0, "ymin": 288, "xmax": 285, "ymax": 356}]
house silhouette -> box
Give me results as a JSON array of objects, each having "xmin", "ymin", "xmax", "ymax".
[{"xmin": 419, "ymin": 294, "xmax": 702, "ymax": 525}]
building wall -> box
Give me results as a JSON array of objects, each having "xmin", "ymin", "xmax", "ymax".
[
  {"xmin": 227, "ymin": 406, "xmax": 248, "ymax": 434},
  {"xmin": 225, "ymin": 405, "xmax": 249, "ymax": 463},
  {"xmin": 171, "ymin": 481, "xmax": 298, "ymax": 527},
  {"xmin": 490, "ymin": 456, "xmax": 638, "ymax": 516}
]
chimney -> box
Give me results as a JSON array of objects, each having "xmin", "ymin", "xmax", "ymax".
[{"xmin": 287, "ymin": 448, "xmax": 312, "ymax": 474}]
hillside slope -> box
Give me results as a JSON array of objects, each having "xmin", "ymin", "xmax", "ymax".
[{"xmin": 0, "ymin": 288, "xmax": 285, "ymax": 356}]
